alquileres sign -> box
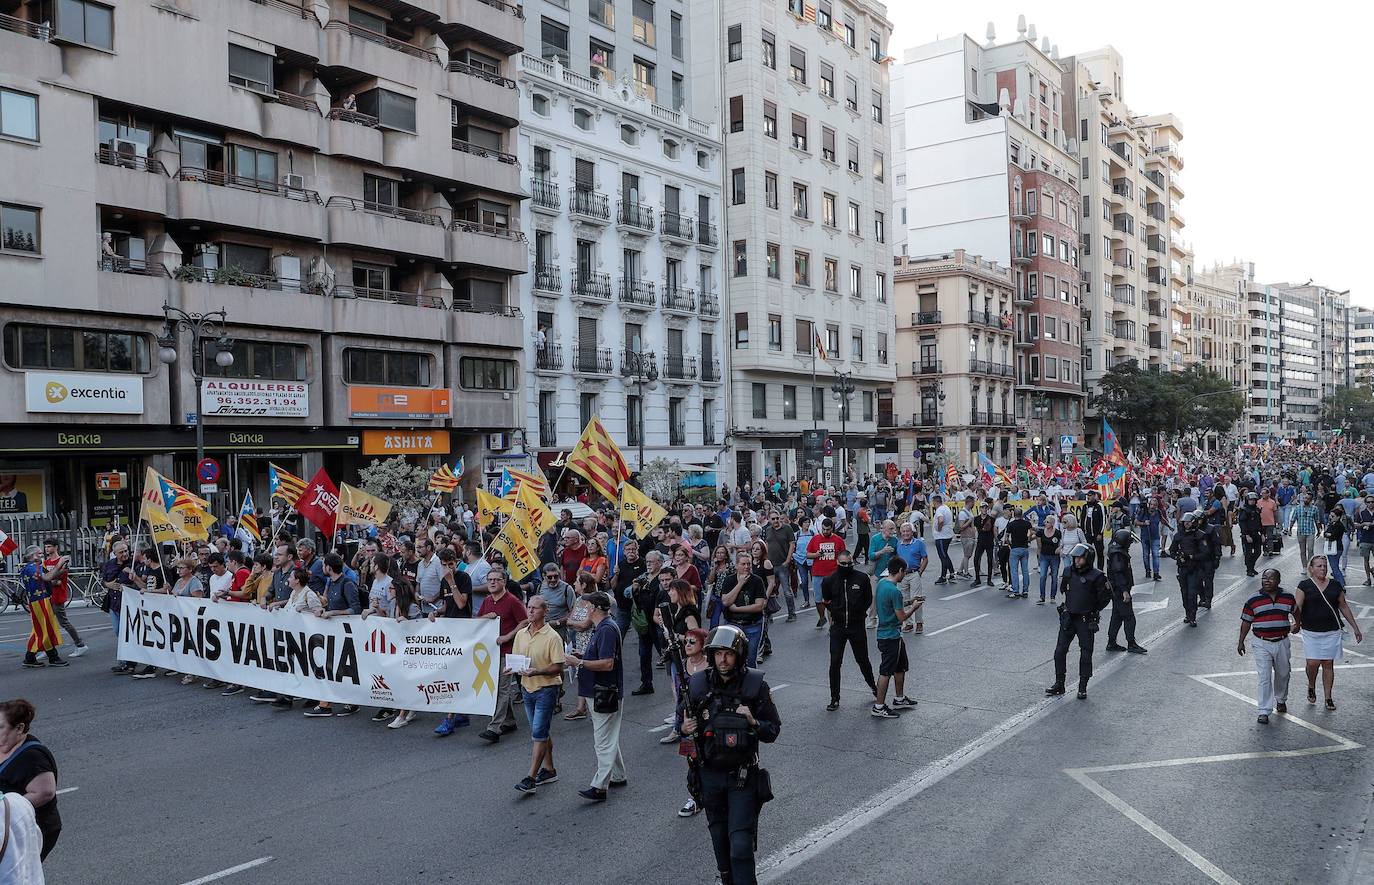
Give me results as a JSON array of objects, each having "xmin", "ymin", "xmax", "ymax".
[
  {"xmin": 25, "ymin": 371, "xmax": 143, "ymax": 414},
  {"xmin": 117, "ymin": 591, "xmax": 499, "ymax": 715},
  {"xmin": 201, "ymin": 379, "xmax": 309, "ymax": 417}
]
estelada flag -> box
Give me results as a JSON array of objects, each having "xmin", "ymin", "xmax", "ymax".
[
  {"xmin": 502, "ymin": 467, "xmax": 549, "ymax": 503},
  {"xmin": 619, "ymin": 482, "xmax": 667, "ymax": 540},
  {"xmin": 156, "ymin": 471, "xmax": 209, "ymax": 514},
  {"xmin": 566, "ymin": 415, "xmax": 631, "ymax": 502},
  {"xmin": 337, "ymin": 483, "xmax": 392, "ymax": 529},
  {"xmin": 139, "ymin": 467, "xmax": 214, "ymax": 541},
  {"xmin": 295, "ymin": 467, "xmax": 341, "ymax": 535},
  {"xmin": 269, "ymin": 462, "xmax": 308, "ymax": 507},
  {"xmin": 428, "ymin": 463, "xmax": 462, "ymax": 494},
  {"xmin": 476, "ymin": 488, "xmax": 513, "ymax": 529}
]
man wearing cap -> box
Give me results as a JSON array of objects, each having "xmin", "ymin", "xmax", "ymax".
[{"xmin": 566, "ymin": 592, "xmax": 625, "ymax": 802}]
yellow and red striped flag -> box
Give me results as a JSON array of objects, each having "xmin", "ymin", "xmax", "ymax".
[
  {"xmin": 268, "ymin": 462, "xmax": 308, "ymax": 507},
  {"xmin": 502, "ymin": 467, "xmax": 549, "ymax": 502},
  {"xmin": 566, "ymin": 416, "xmax": 631, "ymax": 502},
  {"xmin": 238, "ymin": 491, "xmax": 261, "ymax": 543},
  {"xmin": 428, "ymin": 463, "xmax": 462, "ymax": 494}
]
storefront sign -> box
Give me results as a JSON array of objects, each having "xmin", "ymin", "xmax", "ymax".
[
  {"xmin": 348, "ymin": 387, "xmax": 451, "ymax": 420},
  {"xmin": 201, "ymin": 379, "xmax": 309, "ymax": 417},
  {"xmin": 361, "ymin": 430, "xmax": 451, "ymax": 456},
  {"xmin": 25, "ymin": 371, "xmax": 143, "ymax": 414},
  {"xmin": 0, "ymin": 428, "xmax": 360, "ymax": 454}
]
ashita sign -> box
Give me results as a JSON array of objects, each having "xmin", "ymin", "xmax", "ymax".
[
  {"xmin": 201, "ymin": 379, "xmax": 308, "ymax": 417},
  {"xmin": 25, "ymin": 371, "xmax": 143, "ymax": 414}
]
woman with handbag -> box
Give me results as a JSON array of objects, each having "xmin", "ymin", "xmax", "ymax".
[
  {"xmin": 1295, "ymin": 555, "xmax": 1364, "ymax": 710},
  {"xmin": 563, "ymin": 573, "xmax": 600, "ymax": 721}
]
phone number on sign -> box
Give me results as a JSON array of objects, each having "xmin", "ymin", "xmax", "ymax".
[{"xmin": 206, "ymin": 395, "xmax": 307, "ymax": 416}]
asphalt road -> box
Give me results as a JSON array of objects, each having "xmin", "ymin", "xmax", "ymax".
[{"xmin": 8, "ymin": 536, "xmax": 1374, "ymax": 885}]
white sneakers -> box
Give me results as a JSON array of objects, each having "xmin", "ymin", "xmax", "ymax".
[
  {"xmin": 68, "ymin": 644, "xmax": 89, "ymax": 658},
  {"xmin": 387, "ymin": 711, "xmax": 416, "ymax": 729}
]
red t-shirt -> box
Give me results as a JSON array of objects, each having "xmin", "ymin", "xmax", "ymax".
[
  {"xmin": 807, "ymin": 533, "xmax": 846, "ymax": 578},
  {"xmin": 560, "ymin": 544, "xmax": 586, "ymax": 585},
  {"xmin": 43, "ymin": 556, "xmax": 70, "ymax": 605},
  {"xmin": 229, "ymin": 567, "xmax": 251, "ymax": 599},
  {"xmin": 478, "ymin": 590, "xmax": 529, "ymax": 655}
]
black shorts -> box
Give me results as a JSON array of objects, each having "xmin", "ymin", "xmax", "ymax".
[{"xmin": 877, "ymin": 637, "xmax": 908, "ymax": 676}]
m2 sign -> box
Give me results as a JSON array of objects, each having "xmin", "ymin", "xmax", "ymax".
[{"xmin": 348, "ymin": 387, "xmax": 451, "ymax": 419}]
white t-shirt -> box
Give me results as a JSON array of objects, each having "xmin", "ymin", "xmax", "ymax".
[
  {"xmin": 208, "ymin": 570, "xmax": 233, "ymax": 599},
  {"xmin": 932, "ymin": 504, "xmax": 954, "ymax": 540},
  {"xmin": 0, "ymin": 794, "xmax": 44, "ymax": 885}
]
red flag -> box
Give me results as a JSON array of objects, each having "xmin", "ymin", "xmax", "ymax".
[
  {"xmin": 295, "ymin": 467, "xmax": 341, "ymax": 536},
  {"xmin": 0, "ymin": 528, "xmax": 16, "ymax": 558}
]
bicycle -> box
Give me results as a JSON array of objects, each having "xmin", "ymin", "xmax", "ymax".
[
  {"xmin": 0, "ymin": 574, "xmax": 29, "ymax": 615},
  {"xmin": 69, "ymin": 569, "xmax": 108, "ymax": 611}
]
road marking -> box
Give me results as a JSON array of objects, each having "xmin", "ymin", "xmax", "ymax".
[
  {"xmin": 758, "ymin": 546, "xmax": 1298, "ymax": 882},
  {"xmin": 922, "ymin": 614, "xmax": 988, "ymax": 636},
  {"xmin": 1343, "ymin": 647, "xmax": 1372, "ymax": 659},
  {"xmin": 0, "ymin": 624, "xmax": 112, "ymax": 642},
  {"xmin": 1135, "ymin": 598, "xmax": 1170, "ymax": 615},
  {"xmin": 1065, "ymin": 663, "xmax": 1367, "ymax": 885},
  {"xmin": 56, "ymin": 787, "xmax": 77, "ymax": 796},
  {"xmin": 178, "ymin": 857, "xmax": 274, "ymax": 885},
  {"xmin": 939, "ymin": 585, "xmax": 983, "ymax": 601}
]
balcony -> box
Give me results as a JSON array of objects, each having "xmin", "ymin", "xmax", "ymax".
[
  {"xmin": 327, "ymin": 107, "xmax": 380, "ymax": 128},
  {"xmin": 1147, "ymin": 234, "xmax": 1166, "ymax": 254},
  {"xmin": 174, "ymin": 265, "xmax": 281, "ymax": 291},
  {"xmin": 912, "ymin": 412, "xmax": 940, "ymax": 428},
  {"xmin": 664, "ymin": 354, "xmax": 698, "ymax": 381},
  {"xmin": 1145, "ymin": 170, "xmax": 1166, "ymax": 190},
  {"xmin": 325, "ymin": 196, "xmax": 447, "ymax": 260},
  {"xmin": 618, "ymin": 278, "xmax": 656, "ymax": 311},
  {"xmin": 323, "ymin": 21, "xmax": 440, "ymax": 87},
  {"xmin": 332, "ymin": 284, "xmax": 447, "ymax": 309},
  {"xmin": 448, "ymin": 0, "xmax": 525, "ymax": 55},
  {"xmin": 1013, "ymin": 249, "xmax": 1031, "ymax": 265},
  {"xmin": 573, "ymin": 345, "xmax": 613, "ymax": 376},
  {"xmin": 533, "ymin": 264, "xmax": 561, "ymax": 295},
  {"xmin": 448, "ymin": 60, "xmax": 519, "ymax": 125},
  {"xmin": 617, "ymin": 201, "xmax": 655, "ymax": 235},
  {"xmin": 571, "ymin": 270, "xmax": 612, "ymax": 304},
  {"xmin": 912, "ymin": 359, "xmax": 942, "ymax": 375},
  {"xmin": 324, "ymin": 21, "xmax": 440, "ymax": 62},
  {"xmin": 700, "ymin": 292, "xmax": 721, "ymax": 317},
  {"xmin": 452, "ymin": 138, "xmax": 520, "ymax": 168},
  {"xmin": 530, "ymin": 178, "xmax": 560, "ymax": 213},
  {"xmin": 177, "ymin": 168, "xmax": 325, "ymax": 242},
  {"xmin": 660, "ymin": 212, "xmax": 695, "ymax": 243},
  {"xmin": 662, "ymin": 287, "xmax": 697, "ymax": 315},
  {"xmin": 570, "ymin": 189, "xmax": 611, "ymax": 224},
  {"xmin": 539, "ymin": 418, "xmax": 558, "ymax": 447},
  {"xmin": 1015, "ymin": 330, "xmax": 1034, "ymax": 348},
  {"xmin": 968, "ymin": 309, "xmax": 1009, "ymax": 330},
  {"xmin": 1010, "ymin": 201, "xmax": 1031, "ymax": 221},
  {"xmin": 911, "ymin": 310, "xmax": 941, "ymax": 325},
  {"xmin": 669, "ymin": 424, "xmax": 686, "ymax": 447},
  {"xmin": 701, "ymin": 359, "xmax": 723, "ymax": 383},
  {"xmin": 98, "ymin": 258, "xmax": 168, "ymax": 278},
  {"xmin": 96, "ymin": 147, "xmax": 168, "ymax": 216},
  {"xmin": 1112, "ymin": 285, "xmax": 1136, "ymax": 306},
  {"xmin": 969, "ymin": 357, "xmax": 992, "ymax": 375},
  {"xmin": 697, "ymin": 220, "xmax": 719, "ymax": 249},
  {"xmin": 0, "ymin": 11, "xmax": 50, "ymax": 40},
  {"xmin": 534, "ymin": 344, "xmax": 564, "ymax": 373},
  {"xmin": 1014, "ymin": 288, "xmax": 1034, "ymax": 305},
  {"xmin": 449, "ymin": 219, "xmax": 526, "ymax": 272}
]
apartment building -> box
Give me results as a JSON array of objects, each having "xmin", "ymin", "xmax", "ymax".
[
  {"xmin": 1297, "ymin": 283, "xmax": 1352, "ymax": 401},
  {"xmin": 1352, "ymin": 306, "xmax": 1374, "ymax": 387},
  {"xmin": 896, "ymin": 25, "xmax": 1085, "ymax": 465},
  {"xmin": 1247, "ymin": 279, "xmax": 1322, "ymax": 442},
  {"xmin": 0, "ymin": 0, "xmax": 526, "ymax": 524},
  {"xmin": 697, "ymin": 0, "xmax": 896, "ymax": 487},
  {"xmin": 1185, "ymin": 257, "xmax": 1250, "ymax": 442},
  {"xmin": 517, "ymin": 0, "xmax": 725, "ymax": 484}
]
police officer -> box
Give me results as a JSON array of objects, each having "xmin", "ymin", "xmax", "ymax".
[
  {"xmin": 1169, "ymin": 511, "xmax": 1207, "ymax": 626},
  {"xmin": 1199, "ymin": 504, "xmax": 1223, "ymax": 609},
  {"xmin": 1104, "ymin": 527, "xmax": 1147, "ymax": 654},
  {"xmin": 1047, "ymin": 543, "xmax": 1112, "ymax": 699},
  {"xmin": 1238, "ymin": 492, "xmax": 1264, "ymax": 577},
  {"xmin": 683, "ymin": 625, "xmax": 782, "ymax": 885}
]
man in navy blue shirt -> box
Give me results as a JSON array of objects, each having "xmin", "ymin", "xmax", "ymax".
[{"xmin": 567, "ymin": 592, "xmax": 625, "ymax": 802}]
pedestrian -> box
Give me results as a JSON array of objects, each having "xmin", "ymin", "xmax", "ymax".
[
  {"xmin": 804, "ymin": 518, "xmax": 845, "ymax": 627},
  {"xmin": 682, "ymin": 625, "xmax": 782, "ymax": 885},
  {"xmin": 566, "ymin": 591, "xmax": 626, "ymax": 802},
  {"xmin": 955, "ymin": 495, "xmax": 977, "ymax": 578},
  {"xmin": 675, "ymin": 626, "xmax": 711, "ymax": 818},
  {"xmin": 1356, "ymin": 494, "xmax": 1374, "ymax": 585},
  {"xmin": 1080, "ymin": 489, "xmax": 1106, "ymax": 568},
  {"xmin": 762, "ymin": 512, "xmax": 797, "ymax": 622},
  {"xmin": 1005, "ymin": 507, "xmax": 1033, "ymax": 599},
  {"xmin": 1323, "ymin": 508, "xmax": 1349, "ymax": 587},
  {"xmin": 1135, "ymin": 497, "xmax": 1163, "ymax": 580},
  {"xmin": 1289, "ymin": 492, "xmax": 1321, "ymax": 565},
  {"xmin": 0, "ymin": 698, "xmax": 61, "ymax": 860},
  {"xmin": 18, "ymin": 548, "xmax": 66, "ymax": 671},
  {"xmin": 720, "ymin": 553, "xmax": 768, "ymax": 667},
  {"xmin": 893, "ymin": 521, "xmax": 928, "ymax": 634},
  {"xmin": 511, "ymin": 595, "xmax": 566, "ymax": 795},
  {"xmin": 1036, "ymin": 514, "xmax": 1062, "ymax": 604},
  {"xmin": 475, "ymin": 567, "xmax": 529, "ymax": 743},
  {"xmin": 40, "ymin": 540, "xmax": 86, "ymax": 659},
  {"xmin": 1295, "ymin": 555, "xmax": 1363, "ymax": 711},
  {"xmin": 1103, "ymin": 528, "xmax": 1147, "ymax": 654},
  {"xmin": 1045, "ymin": 543, "xmax": 1111, "ymax": 700},
  {"xmin": 101, "ymin": 541, "xmax": 138, "ymax": 674},
  {"xmin": 1237, "ymin": 568, "xmax": 1298, "ymax": 724},
  {"xmin": 971, "ymin": 503, "xmax": 996, "ymax": 587},
  {"xmin": 819, "ymin": 550, "xmax": 878, "ymax": 712},
  {"xmin": 871, "ymin": 558, "xmax": 918, "ymax": 718},
  {"xmin": 930, "ymin": 494, "xmax": 956, "ymax": 583}
]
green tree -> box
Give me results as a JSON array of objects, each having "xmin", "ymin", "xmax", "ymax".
[
  {"xmin": 636, "ymin": 458, "xmax": 681, "ymax": 502},
  {"xmin": 357, "ymin": 456, "xmax": 431, "ymax": 529},
  {"xmin": 1090, "ymin": 361, "xmax": 1244, "ymax": 446},
  {"xmin": 1174, "ymin": 365, "xmax": 1246, "ymax": 442},
  {"xmin": 1322, "ymin": 387, "xmax": 1374, "ymax": 442}
]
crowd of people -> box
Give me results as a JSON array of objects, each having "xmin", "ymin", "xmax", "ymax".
[{"xmin": 7, "ymin": 442, "xmax": 1374, "ymax": 883}]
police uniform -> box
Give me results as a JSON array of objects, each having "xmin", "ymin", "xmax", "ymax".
[
  {"xmin": 1168, "ymin": 515, "xmax": 1209, "ymax": 624},
  {"xmin": 1104, "ymin": 531, "xmax": 1145, "ymax": 653},
  {"xmin": 1238, "ymin": 497, "xmax": 1263, "ymax": 576},
  {"xmin": 1048, "ymin": 544, "xmax": 1112, "ymax": 698},
  {"xmin": 687, "ymin": 626, "xmax": 782, "ymax": 885}
]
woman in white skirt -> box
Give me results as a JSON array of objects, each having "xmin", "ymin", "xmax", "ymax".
[{"xmin": 1294, "ymin": 555, "xmax": 1364, "ymax": 710}]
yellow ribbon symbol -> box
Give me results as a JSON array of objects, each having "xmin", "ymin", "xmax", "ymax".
[{"xmin": 471, "ymin": 642, "xmax": 496, "ymax": 695}]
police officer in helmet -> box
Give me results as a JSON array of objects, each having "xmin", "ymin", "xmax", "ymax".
[
  {"xmin": 682, "ymin": 624, "xmax": 782, "ymax": 885},
  {"xmin": 1046, "ymin": 543, "xmax": 1112, "ymax": 699}
]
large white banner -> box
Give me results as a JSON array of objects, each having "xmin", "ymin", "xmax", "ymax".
[
  {"xmin": 201, "ymin": 379, "xmax": 309, "ymax": 417},
  {"xmin": 117, "ymin": 591, "xmax": 499, "ymax": 715}
]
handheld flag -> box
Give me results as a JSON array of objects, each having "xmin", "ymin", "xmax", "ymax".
[
  {"xmin": 295, "ymin": 467, "xmax": 341, "ymax": 535},
  {"xmin": 477, "ymin": 488, "xmax": 513, "ymax": 529},
  {"xmin": 503, "ymin": 467, "xmax": 550, "ymax": 503},
  {"xmin": 620, "ymin": 483, "xmax": 668, "ymax": 539},
  {"xmin": 338, "ymin": 483, "xmax": 393, "ymax": 528},
  {"xmin": 0, "ymin": 529, "xmax": 17, "ymax": 558},
  {"xmin": 513, "ymin": 482, "xmax": 555, "ymax": 536},
  {"xmin": 428, "ymin": 463, "xmax": 462, "ymax": 494},
  {"xmin": 1102, "ymin": 419, "xmax": 1127, "ymax": 467},
  {"xmin": 945, "ymin": 462, "xmax": 959, "ymax": 491},
  {"xmin": 488, "ymin": 498, "xmax": 542, "ymax": 580},
  {"xmin": 268, "ymin": 462, "xmax": 308, "ymax": 507},
  {"xmin": 139, "ymin": 467, "xmax": 215, "ymax": 541},
  {"xmin": 157, "ymin": 472, "xmax": 209, "ymax": 514},
  {"xmin": 238, "ymin": 491, "xmax": 261, "ymax": 543},
  {"xmin": 977, "ymin": 452, "xmax": 1012, "ymax": 487},
  {"xmin": 566, "ymin": 416, "xmax": 632, "ymax": 501}
]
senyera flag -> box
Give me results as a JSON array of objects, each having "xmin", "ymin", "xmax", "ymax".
[
  {"xmin": 295, "ymin": 467, "xmax": 340, "ymax": 535},
  {"xmin": 565, "ymin": 415, "xmax": 631, "ymax": 502},
  {"xmin": 238, "ymin": 491, "xmax": 261, "ymax": 543}
]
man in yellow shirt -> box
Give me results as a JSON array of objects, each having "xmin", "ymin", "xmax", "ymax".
[{"xmin": 511, "ymin": 595, "xmax": 566, "ymax": 795}]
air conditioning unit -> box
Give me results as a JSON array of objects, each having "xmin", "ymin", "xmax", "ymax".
[
  {"xmin": 281, "ymin": 173, "xmax": 305, "ymax": 190},
  {"xmin": 108, "ymin": 138, "xmax": 147, "ymax": 167}
]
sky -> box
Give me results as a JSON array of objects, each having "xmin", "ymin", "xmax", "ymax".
[{"xmin": 887, "ymin": 1, "xmax": 1370, "ymax": 305}]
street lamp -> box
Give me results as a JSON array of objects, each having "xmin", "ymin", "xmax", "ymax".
[
  {"xmin": 621, "ymin": 349, "xmax": 659, "ymax": 473},
  {"xmin": 157, "ymin": 304, "xmax": 233, "ymax": 478},
  {"xmin": 831, "ymin": 371, "xmax": 855, "ymax": 480},
  {"xmin": 1032, "ymin": 395, "xmax": 1049, "ymax": 460},
  {"xmin": 922, "ymin": 381, "xmax": 946, "ymax": 475}
]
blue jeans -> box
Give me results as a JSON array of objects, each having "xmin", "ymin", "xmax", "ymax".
[
  {"xmin": 1038, "ymin": 555, "xmax": 1060, "ymax": 599},
  {"xmin": 1330, "ymin": 554, "xmax": 1346, "ymax": 587},
  {"xmin": 810, "ymin": 573, "xmax": 826, "ymax": 606},
  {"xmin": 1140, "ymin": 535, "xmax": 1160, "ymax": 575},
  {"xmin": 794, "ymin": 562, "xmax": 811, "ymax": 603},
  {"xmin": 777, "ymin": 567, "xmax": 795, "ymax": 615},
  {"xmin": 734, "ymin": 620, "xmax": 763, "ymax": 667},
  {"xmin": 934, "ymin": 538, "xmax": 954, "ymax": 579},
  {"xmin": 1009, "ymin": 547, "xmax": 1030, "ymax": 595},
  {"xmin": 521, "ymin": 684, "xmax": 558, "ymax": 742},
  {"xmin": 613, "ymin": 606, "xmax": 632, "ymax": 639}
]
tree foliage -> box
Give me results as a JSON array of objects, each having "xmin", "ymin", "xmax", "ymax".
[
  {"xmin": 357, "ymin": 456, "xmax": 431, "ymax": 529},
  {"xmin": 636, "ymin": 458, "xmax": 681, "ymax": 502},
  {"xmin": 1322, "ymin": 387, "xmax": 1374, "ymax": 442},
  {"xmin": 1090, "ymin": 360, "xmax": 1245, "ymax": 444}
]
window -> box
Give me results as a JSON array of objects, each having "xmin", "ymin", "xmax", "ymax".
[
  {"xmin": 228, "ymin": 44, "xmax": 274, "ymax": 93},
  {"xmin": 823, "ymin": 258, "xmax": 838, "ymax": 292},
  {"xmin": 789, "ymin": 46, "xmax": 807, "ymax": 84},
  {"xmin": 762, "ymin": 30, "xmax": 776, "ymax": 69},
  {"xmin": 870, "ymin": 33, "xmax": 882, "ymax": 62},
  {"xmin": 49, "ymin": 0, "xmax": 113, "ymax": 49},
  {"xmin": 202, "ymin": 340, "xmax": 306, "ymax": 381},
  {"xmin": 231, "ymin": 145, "xmax": 277, "ymax": 187},
  {"xmin": 821, "ymin": 126, "xmax": 836, "ymax": 162},
  {"xmin": 4, "ymin": 324, "xmax": 149, "ymax": 373},
  {"xmin": 459, "ymin": 357, "xmax": 518, "ymax": 390},
  {"xmin": 851, "ymin": 331, "xmax": 864, "ymax": 361},
  {"xmin": 589, "ymin": 38, "xmax": 614, "ymax": 79},
  {"xmin": 826, "ymin": 325, "xmax": 839, "ymax": 358},
  {"xmin": 344, "ymin": 348, "xmax": 431, "ymax": 386},
  {"xmin": 632, "ymin": 0, "xmax": 655, "ymax": 45},
  {"xmin": 819, "ymin": 61, "xmax": 835, "ymax": 98},
  {"xmin": 703, "ymin": 398, "xmax": 716, "ymax": 445},
  {"xmin": 863, "ymin": 391, "xmax": 874, "ymax": 422},
  {"xmin": 589, "ymin": 0, "xmax": 614, "ymax": 27},
  {"xmin": 1044, "ymin": 315, "xmax": 1057, "ymax": 341},
  {"xmin": 847, "ymin": 138, "xmax": 860, "ymax": 174},
  {"xmin": 764, "ymin": 172, "xmax": 778, "ymax": 209},
  {"xmin": 729, "ymin": 95, "xmax": 744, "ymax": 132},
  {"xmin": 733, "ymin": 241, "xmax": 747, "ymax": 276},
  {"xmin": 873, "ymin": 151, "xmax": 884, "ymax": 181},
  {"xmin": 763, "ymin": 101, "xmax": 776, "ymax": 138},
  {"xmin": 845, "ymin": 76, "xmax": 859, "ymax": 112},
  {"xmin": 795, "ymin": 319, "xmax": 813, "ymax": 354},
  {"xmin": 626, "ymin": 395, "xmax": 641, "ymax": 447},
  {"xmin": 670, "ymin": 12, "xmax": 683, "ymax": 59},
  {"xmin": 822, "ymin": 193, "xmax": 836, "ymax": 227},
  {"xmin": 813, "ymin": 387, "xmax": 825, "ymax": 421},
  {"xmin": 844, "ymin": 15, "xmax": 856, "ymax": 47},
  {"xmin": 766, "ymin": 243, "xmax": 780, "ymax": 279},
  {"xmin": 817, "ymin": 0, "xmax": 832, "ymax": 28},
  {"xmin": 752, "ymin": 383, "xmax": 767, "ymax": 418},
  {"xmin": 349, "ymin": 6, "xmax": 389, "ymax": 33},
  {"xmin": 734, "ymin": 311, "xmax": 749, "ymax": 346},
  {"xmin": 874, "ymin": 211, "xmax": 885, "ymax": 243},
  {"xmin": 794, "ymin": 250, "xmax": 810, "ymax": 286},
  {"xmin": 222, "ymin": 243, "xmax": 271, "ymax": 276},
  {"xmin": 0, "ymin": 89, "xmax": 37, "ymax": 141},
  {"xmin": 1, "ymin": 203, "xmax": 39, "ymax": 253},
  {"xmin": 877, "ymin": 332, "xmax": 888, "ymax": 364},
  {"xmin": 731, "ymin": 167, "xmax": 746, "ymax": 204},
  {"xmin": 768, "ymin": 314, "xmax": 783, "ymax": 351},
  {"xmin": 783, "ymin": 385, "xmax": 797, "ymax": 420},
  {"xmin": 849, "ymin": 265, "xmax": 861, "ymax": 296},
  {"xmin": 1042, "ymin": 233, "xmax": 1055, "ymax": 256},
  {"xmin": 871, "ymin": 90, "xmax": 883, "ymax": 122},
  {"xmin": 792, "ymin": 183, "xmax": 808, "ymax": 218},
  {"xmin": 790, "ymin": 114, "xmax": 808, "ymax": 151},
  {"xmin": 727, "ymin": 24, "xmax": 742, "ymax": 61},
  {"xmin": 574, "ymin": 108, "xmax": 593, "ymax": 130},
  {"xmin": 632, "ymin": 58, "xmax": 655, "ymax": 100},
  {"xmin": 355, "ymin": 88, "xmax": 416, "ymax": 132},
  {"xmin": 531, "ymin": 93, "xmax": 550, "ymax": 116},
  {"xmin": 1045, "ymin": 356, "xmax": 1058, "ymax": 380},
  {"xmin": 541, "ymin": 18, "xmax": 570, "ymax": 65},
  {"xmin": 875, "ymin": 272, "xmax": 887, "ymax": 303},
  {"xmin": 848, "ymin": 202, "xmax": 860, "ymax": 234},
  {"xmin": 580, "ymin": 393, "xmax": 597, "ymax": 431}
]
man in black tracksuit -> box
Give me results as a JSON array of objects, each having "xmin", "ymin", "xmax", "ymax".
[
  {"xmin": 1237, "ymin": 492, "xmax": 1263, "ymax": 577},
  {"xmin": 1047, "ymin": 543, "xmax": 1112, "ymax": 699},
  {"xmin": 818, "ymin": 551, "xmax": 878, "ymax": 711},
  {"xmin": 1080, "ymin": 490, "xmax": 1107, "ymax": 572},
  {"xmin": 1104, "ymin": 529, "xmax": 1147, "ymax": 654},
  {"xmin": 1169, "ymin": 512, "xmax": 1208, "ymax": 625}
]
